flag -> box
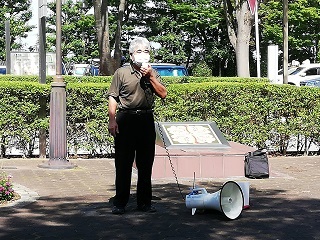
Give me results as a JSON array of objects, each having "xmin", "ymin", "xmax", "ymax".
[{"xmin": 247, "ymin": 0, "xmax": 257, "ymax": 15}]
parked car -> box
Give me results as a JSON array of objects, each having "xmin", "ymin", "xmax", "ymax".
[
  {"xmin": 286, "ymin": 63, "xmax": 320, "ymax": 86},
  {"xmin": 68, "ymin": 64, "xmax": 89, "ymax": 76},
  {"xmin": 151, "ymin": 63, "xmax": 188, "ymax": 77},
  {"xmin": 277, "ymin": 66, "xmax": 298, "ymax": 83},
  {"xmin": 123, "ymin": 62, "xmax": 188, "ymax": 77},
  {"xmin": 0, "ymin": 66, "xmax": 6, "ymax": 74},
  {"xmin": 84, "ymin": 64, "xmax": 99, "ymax": 76},
  {"xmin": 68, "ymin": 63, "xmax": 100, "ymax": 76},
  {"xmin": 300, "ymin": 78, "xmax": 320, "ymax": 87}
]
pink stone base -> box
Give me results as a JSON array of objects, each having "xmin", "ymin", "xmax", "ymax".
[{"xmin": 152, "ymin": 141, "xmax": 256, "ymax": 179}]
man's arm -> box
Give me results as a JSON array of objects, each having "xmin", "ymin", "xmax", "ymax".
[
  {"xmin": 148, "ymin": 72, "xmax": 167, "ymax": 99},
  {"xmin": 140, "ymin": 64, "xmax": 167, "ymax": 99},
  {"xmin": 108, "ymin": 96, "xmax": 119, "ymax": 137}
]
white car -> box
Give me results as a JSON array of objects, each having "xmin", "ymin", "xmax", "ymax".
[
  {"xmin": 286, "ymin": 63, "xmax": 320, "ymax": 86},
  {"xmin": 276, "ymin": 66, "xmax": 298, "ymax": 84},
  {"xmin": 69, "ymin": 64, "xmax": 89, "ymax": 76}
]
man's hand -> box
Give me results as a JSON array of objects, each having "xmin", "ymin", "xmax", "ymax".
[
  {"xmin": 139, "ymin": 63, "xmax": 167, "ymax": 99},
  {"xmin": 108, "ymin": 118, "xmax": 119, "ymax": 137},
  {"xmin": 108, "ymin": 96, "xmax": 119, "ymax": 137},
  {"xmin": 140, "ymin": 62, "xmax": 152, "ymax": 77}
]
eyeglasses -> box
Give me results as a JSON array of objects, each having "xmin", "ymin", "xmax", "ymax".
[{"xmin": 134, "ymin": 49, "xmax": 150, "ymax": 54}]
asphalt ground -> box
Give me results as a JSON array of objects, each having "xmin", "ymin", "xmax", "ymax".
[{"xmin": 0, "ymin": 155, "xmax": 320, "ymax": 240}]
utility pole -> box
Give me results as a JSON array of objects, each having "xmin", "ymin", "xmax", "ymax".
[
  {"xmin": 247, "ymin": 0, "xmax": 260, "ymax": 77},
  {"xmin": 283, "ymin": 0, "xmax": 289, "ymax": 84},
  {"xmin": 39, "ymin": 0, "xmax": 47, "ymax": 159},
  {"xmin": 5, "ymin": 13, "xmax": 11, "ymax": 74},
  {"xmin": 254, "ymin": 2, "xmax": 260, "ymax": 78},
  {"xmin": 39, "ymin": 0, "xmax": 46, "ymax": 84}
]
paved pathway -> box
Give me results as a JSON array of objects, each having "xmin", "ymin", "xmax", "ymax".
[{"xmin": 1, "ymin": 156, "xmax": 320, "ymax": 240}]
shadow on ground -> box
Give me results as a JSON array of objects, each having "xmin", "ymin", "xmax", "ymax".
[{"xmin": 1, "ymin": 182, "xmax": 320, "ymax": 240}]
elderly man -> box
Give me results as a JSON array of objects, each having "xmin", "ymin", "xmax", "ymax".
[{"xmin": 107, "ymin": 37, "xmax": 167, "ymax": 214}]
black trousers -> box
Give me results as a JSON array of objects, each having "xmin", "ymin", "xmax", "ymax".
[{"xmin": 113, "ymin": 111, "xmax": 156, "ymax": 208}]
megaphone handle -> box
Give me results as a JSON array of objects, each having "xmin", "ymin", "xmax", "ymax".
[
  {"xmin": 193, "ymin": 172, "xmax": 195, "ymax": 189},
  {"xmin": 188, "ymin": 188, "xmax": 208, "ymax": 195},
  {"xmin": 191, "ymin": 208, "xmax": 197, "ymax": 215}
]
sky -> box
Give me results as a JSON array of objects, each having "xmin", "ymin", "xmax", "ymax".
[
  {"xmin": 22, "ymin": 0, "xmax": 58, "ymax": 49},
  {"xmin": 21, "ymin": 0, "xmax": 39, "ymax": 48},
  {"xmin": 23, "ymin": 0, "xmax": 92, "ymax": 49}
]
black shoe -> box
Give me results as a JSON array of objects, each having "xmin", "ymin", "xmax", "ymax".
[
  {"xmin": 112, "ymin": 206, "xmax": 125, "ymax": 215},
  {"xmin": 137, "ymin": 204, "xmax": 157, "ymax": 213}
]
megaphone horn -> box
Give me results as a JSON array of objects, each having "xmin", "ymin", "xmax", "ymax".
[{"xmin": 185, "ymin": 181, "xmax": 244, "ymax": 220}]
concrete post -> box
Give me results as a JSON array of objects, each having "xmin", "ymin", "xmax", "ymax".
[
  {"xmin": 39, "ymin": 0, "xmax": 75, "ymax": 169},
  {"xmin": 5, "ymin": 19, "xmax": 11, "ymax": 74}
]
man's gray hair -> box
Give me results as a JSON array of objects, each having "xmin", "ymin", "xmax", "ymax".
[{"xmin": 129, "ymin": 37, "xmax": 150, "ymax": 54}]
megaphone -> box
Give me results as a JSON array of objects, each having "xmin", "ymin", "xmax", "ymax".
[
  {"xmin": 185, "ymin": 181, "xmax": 244, "ymax": 220},
  {"xmin": 236, "ymin": 181, "xmax": 250, "ymax": 209}
]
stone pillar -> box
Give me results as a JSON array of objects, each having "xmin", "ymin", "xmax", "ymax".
[
  {"xmin": 39, "ymin": 79, "xmax": 74, "ymax": 169},
  {"xmin": 38, "ymin": 0, "xmax": 75, "ymax": 169},
  {"xmin": 49, "ymin": 81, "xmax": 67, "ymax": 161}
]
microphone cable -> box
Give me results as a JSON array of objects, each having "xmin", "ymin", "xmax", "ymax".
[{"xmin": 142, "ymin": 74, "xmax": 185, "ymax": 201}]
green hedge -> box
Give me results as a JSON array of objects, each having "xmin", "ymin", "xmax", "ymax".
[
  {"xmin": 65, "ymin": 82, "xmax": 112, "ymax": 156},
  {"xmin": 0, "ymin": 80, "xmax": 111, "ymax": 157},
  {"xmin": 161, "ymin": 82, "xmax": 320, "ymax": 154},
  {"xmin": 0, "ymin": 75, "xmax": 112, "ymax": 84},
  {"xmin": 0, "ymin": 77, "xmax": 319, "ymax": 157},
  {"xmin": 0, "ymin": 75, "xmax": 268, "ymax": 85},
  {"xmin": 0, "ymin": 81, "xmax": 50, "ymax": 157},
  {"xmin": 160, "ymin": 76, "xmax": 269, "ymax": 85}
]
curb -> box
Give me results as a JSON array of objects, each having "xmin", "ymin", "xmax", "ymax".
[{"xmin": 0, "ymin": 184, "xmax": 40, "ymax": 209}]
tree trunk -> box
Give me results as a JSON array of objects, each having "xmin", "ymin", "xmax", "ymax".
[
  {"xmin": 93, "ymin": 0, "xmax": 125, "ymax": 75},
  {"xmin": 224, "ymin": 0, "xmax": 253, "ymax": 77},
  {"xmin": 93, "ymin": 0, "xmax": 112, "ymax": 75},
  {"xmin": 235, "ymin": 1, "xmax": 251, "ymax": 77},
  {"xmin": 113, "ymin": 0, "xmax": 126, "ymax": 70}
]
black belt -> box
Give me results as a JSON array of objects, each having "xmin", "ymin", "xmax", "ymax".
[{"xmin": 118, "ymin": 109, "xmax": 153, "ymax": 114}]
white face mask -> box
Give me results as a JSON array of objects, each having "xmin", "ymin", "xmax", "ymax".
[{"xmin": 133, "ymin": 53, "xmax": 150, "ymax": 65}]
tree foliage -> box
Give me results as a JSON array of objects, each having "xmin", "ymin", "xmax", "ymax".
[
  {"xmin": 4, "ymin": 0, "xmax": 319, "ymax": 78},
  {"xmin": 0, "ymin": 1, "xmax": 34, "ymax": 61},
  {"xmin": 259, "ymin": 0, "xmax": 320, "ymax": 66},
  {"xmin": 46, "ymin": 0, "xmax": 99, "ymax": 66},
  {"xmin": 129, "ymin": 0, "xmax": 236, "ymax": 76}
]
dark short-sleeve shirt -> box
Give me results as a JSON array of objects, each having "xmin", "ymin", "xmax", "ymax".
[{"xmin": 107, "ymin": 65, "xmax": 162, "ymax": 110}]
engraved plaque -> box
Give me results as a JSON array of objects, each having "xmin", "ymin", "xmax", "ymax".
[{"xmin": 155, "ymin": 122, "xmax": 230, "ymax": 149}]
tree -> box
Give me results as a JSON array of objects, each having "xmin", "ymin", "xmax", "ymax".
[
  {"xmin": 47, "ymin": 0, "xmax": 144, "ymax": 75},
  {"xmin": 131, "ymin": 0, "xmax": 236, "ymax": 76},
  {"xmin": 0, "ymin": 1, "xmax": 34, "ymax": 61},
  {"xmin": 93, "ymin": 0, "xmax": 126, "ymax": 75},
  {"xmin": 45, "ymin": 0, "xmax": 236, "ymax": 76},
  {"xmin": 259, "ymin": 0, "xmax": 320, "ymax": 66},
  {"xmin": 223, "ymin": 0, "xmax": 254, "ymax": 77},
  {"xmin": 46, "ymin": 0, "xmax": 99, "ymax": 66}
]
